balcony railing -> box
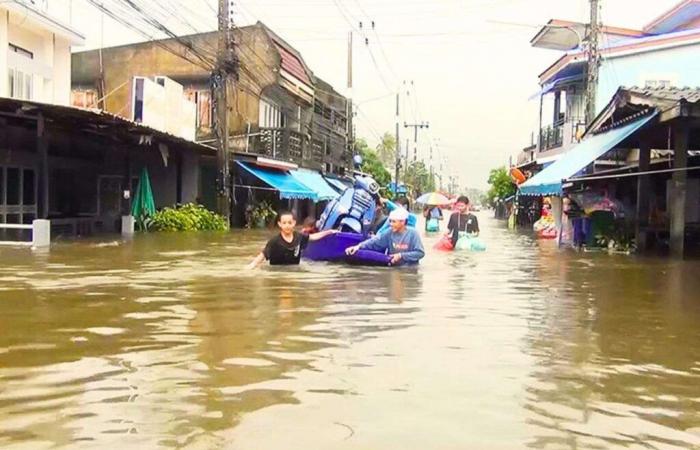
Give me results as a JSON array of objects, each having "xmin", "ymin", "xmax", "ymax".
[
  {"xmin": 540, "ymin": 121, "xmax": 564, "ymax": 151},
  {"xmin": 247, "ymin": 128, "xmax": 332, "ymax": 168}
]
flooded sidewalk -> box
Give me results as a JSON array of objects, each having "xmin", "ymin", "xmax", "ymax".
[{"xmin": 1, "ymin": 214, "xmax": 700, "ymax": 449}]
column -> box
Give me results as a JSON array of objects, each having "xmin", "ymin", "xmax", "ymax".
[
  {"xmin": 37, "ymin": 114, "xmax": 50, "ymax": 219},
  {"xmin": 670, "ymin": 121, "xmax": 688, "ymax": 259},
  {"xmin": 635, "ymin": 141, "xmax": 651, "ymax": 251}
]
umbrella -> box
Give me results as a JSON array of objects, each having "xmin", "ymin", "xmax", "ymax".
[
  {"xmin": 416, "ymin": 192, "xmax": 449, "ymax": 205},
  {"xmin": 131, "ymin": 167, "xmax": 156, "ymax": 230}
]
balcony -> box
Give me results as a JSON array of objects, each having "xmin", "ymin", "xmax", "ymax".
[
  {"xmin": 540, "ymin": 121, "xmax": 564, "ymax": 151},
  {"xmin": 247, "ymin": 128, "xmax": 326, "ymax": 168}
]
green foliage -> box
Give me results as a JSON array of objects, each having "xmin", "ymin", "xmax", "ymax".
[
  {"xmin": 404, "ymin": 161, "xmax": 436, "ymax": 195},
  {"xmin": 151, "ymin": 203, "xmax": 229, "ymax": 232},
  {"xmin": 356, "ymin": 139, "xmax": 392, "ymax": 188},
  {"xmin": 486, "ymin": 167, "xmax": 516, "ymax": 206},
  {"xmin": 376, "ymin": 132, "xmax": 397, "ymax": 167},
  {"xmin": 246, "ymin": 200, "xmax": 276, "ymax": 228}
]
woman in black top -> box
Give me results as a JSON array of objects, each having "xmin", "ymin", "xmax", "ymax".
[
  {"xmin": 446, "ymin": 196, "xmax": 480, "ymax": 247},
  {"xmin": 248, "ymin": 211, "xmax": 338, "ymax": 268}
]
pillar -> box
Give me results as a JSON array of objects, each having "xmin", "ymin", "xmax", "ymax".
[
  {"xmin": 121, "ymin": 215, "xmax": 135, "ymax": 237},
  {"xmin": 635, "ymin": 141, "xmax": 651, "ymax": 251},
  {"xmin": 553, "ymin": 91, "xmax": 562, "ymax": 124},
  {"xmin": 32, "ymin": 219, "xmax": 51, "ymax": 247},
  {"xmin": 670, "ymin": 121, "xmax": 688, "ymax": 259},
  {"xmin": 37, "ymin": 114, "xmax": 50, "ymax": 219}
]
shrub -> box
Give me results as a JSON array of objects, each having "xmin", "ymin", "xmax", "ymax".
[{"xmin": 151, "ymin": 203, "xmax": 229, "ymax": 232}]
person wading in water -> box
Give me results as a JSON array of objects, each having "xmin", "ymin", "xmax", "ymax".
[
  {"xmin": 247, "ymin": 211, "xmax": 338, "ymax": 268},
  {"xmin": 345, "ymin": 208, "xmax": 425, "ymax": 266},
  {"xmin": 446, "ymin": 196, "xmax": 480, "ymax": 248}
]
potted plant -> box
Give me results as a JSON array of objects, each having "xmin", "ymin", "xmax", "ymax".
[{"xmin": 250, "ymin": 201, "xmax": 276, "ymax": 228}]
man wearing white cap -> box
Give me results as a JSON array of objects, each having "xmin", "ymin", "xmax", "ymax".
[{"xmin": 345, "ymin": 207, "xmax": 425, "ymax": 265}]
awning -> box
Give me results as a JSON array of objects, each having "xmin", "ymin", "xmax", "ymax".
[
  {"xmin": 236, "ymin": 161, "xmax": 318, "ymax": 201},
  {"xmin": 290, "ymin": 168, "xmax": 340, "ymax": 201},
  {"xmin": 519, "ymin": 113, "xmax": 657, "ymax": 196},
  {"xmin": 324, "ymin": 176, "xmax": 352, "ymax": 193}
]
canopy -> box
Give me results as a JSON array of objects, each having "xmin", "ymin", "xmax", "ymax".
[
  {"xmin": 324, "ymin": 176, "xmax": 352, "ymax": 193},
  {"xmin": 237, "ymin": 161, "xmax": 318, "ymax": 201},
  {"xmin": 519, "ymin": 113, "xmax": 657, "ymax": 196},
  {"xmin": 290, "ymin": 168, "xmax": 340, "ymax": 201}
]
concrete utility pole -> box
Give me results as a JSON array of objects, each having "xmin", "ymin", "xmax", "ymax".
[
  {"xmin": 394, "ymin": 91, "xmax": 400, "ymax": 188},
  {"xmin": 584, "ymin": 0, "xmax": 601, "ymax": 125},
  {"xmin": 215, "ymin": 0, "xmax": 238, "ymax": 221},
  {"xmin": 404, "ymin": 121, "xmax": 429, "ymax": 163},
  {"xmin": 347, "ymin": 31, "xmax": 354, "ymax": 160}
]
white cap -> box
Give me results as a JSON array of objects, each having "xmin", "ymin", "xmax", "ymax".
[{"xmin": 389, "ymin": 208, "xmax": 409, "ymax": 222}]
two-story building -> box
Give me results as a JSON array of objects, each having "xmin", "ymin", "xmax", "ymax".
[
  {"xmin": 71, "ymin": 22, "xmax": 351, "ymax": 223},
  {"xmin": 514, "ymin": 1, "xmax": 700, "ymax": 257},
  {"xmin": 0, "ymin": 0, "xmax": 83, "ymax": 105},
  {"xmin": 1, "ymin": 2, "xmax": 217, "ymax": 240},
  {"xmin": 517, "ymin": 0, "xmax": 700, "ymax": 171}
]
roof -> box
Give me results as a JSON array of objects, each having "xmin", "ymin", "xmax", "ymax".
[
  {"xmin": 540, "ymin": 27, "xmax": 700, "ymax": 83},
  {"xmin": 0, "ymin": 97, "xmax": 215, "ymax": 155},
  {"xmin": 2, "ymin": 2, "xmax": 85, "ymax": 45},
  {"xmin": 259, "ymin": 23, "xmax": 314, "ymax": 87},
  {"xmin": 587, "ymin": 86, "xmax": 700, "ymax": 135},
  {"xmin": 531, "ymin": 19, "xmax": 644, "ymax": 51},
  {"xmin": 519, "ymin": 113, "xmax": 658, "ymax": 196},
  {"xmin": 644, "ymin": 0, "xmax": 700, "ymax": 34}
]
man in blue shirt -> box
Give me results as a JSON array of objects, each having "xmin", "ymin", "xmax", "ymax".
[
  {"xmin": 346, "ymin": 208, "xmax": 425, "ymax": 266},
  {"xmin": 376, "ymin": 197, "xmax": 417, "ymax": 235}
]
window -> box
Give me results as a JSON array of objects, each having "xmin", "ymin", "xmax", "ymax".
[
  {"xmin": 133, "ymin": 78, "xmax": 145, "ymax": 122},
  {"xmin": 259, "ymin": 98, "xmax": 287, "ymax": 128},
  {"xmin": 7, "ymin": 69, "xmax": 33, "ymax": 100}
]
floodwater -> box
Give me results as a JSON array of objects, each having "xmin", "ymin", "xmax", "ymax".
[{"xmin": 1, "ymin": 214, "xmax": 700, "ymax": 450}]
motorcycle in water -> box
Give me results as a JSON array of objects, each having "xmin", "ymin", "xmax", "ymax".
[{"xmin": 304, "ymin": 176, "xmax": 393, "ymax": 266}]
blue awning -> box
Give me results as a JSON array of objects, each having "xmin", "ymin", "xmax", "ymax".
[
  {"xmin": 324, "ymin": 176, "xmax": 352, "ymax": 193},
  {"xmin": 289, "ymin": 168, "xmax": 340, "ymax": 201},
  {"xmin": 236, "ymin": 161, "xmax": 318, "ymax": 201},
  {"xmin": 519, "ymin": 113, "xmax": 657, "ymax": 196}
]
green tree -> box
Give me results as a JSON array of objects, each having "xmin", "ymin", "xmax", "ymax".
[
  {"xmin": 376, "ymin": 132, "xmax": 396, "ymax": 168},
  {"xmin": 404, "ymin": 161, "xmax": 436, "ymax": 196},
  {"xmin": 486, "ymin": 167, "xmax": 516, "ymax": 206},
  {"xmin": 355, "ymin": 138, "xmax": 392, "ymax": 188}
]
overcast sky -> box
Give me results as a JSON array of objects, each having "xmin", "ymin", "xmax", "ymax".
[{"xmin": 50, "ymin": 0, "xmax": 679, "ymax": 189}]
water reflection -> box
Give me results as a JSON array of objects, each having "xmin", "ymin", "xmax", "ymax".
[{"xmin": 0, "ymin": 218, "xmax": 699, "ymax": 449}]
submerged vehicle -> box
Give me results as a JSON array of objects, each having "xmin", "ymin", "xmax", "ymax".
[{"xmin": 304, "ymin": 176, "xmax": 393, "ymax": 266}]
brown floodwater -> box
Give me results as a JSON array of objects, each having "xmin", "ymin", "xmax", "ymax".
[{"xmin": 1, "ymin": 213, "xmax": 700, "ymax": 449}]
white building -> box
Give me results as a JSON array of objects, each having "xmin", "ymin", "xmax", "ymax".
[{"xmin": 0, "ymin": 1, "xmax": 84, "ymax": 105}]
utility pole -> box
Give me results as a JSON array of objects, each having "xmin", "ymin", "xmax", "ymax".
[
  {"xmin": 214, "ymin": 0, "xmax": 238, "ymax": 221},
  {"xmin": 347, "ymin": 31, "xmax": 354, "ymax": 161},
  {"xmin": 404, "ymin": 121, "xmax": 429, "ymax": 163},
  {"xmin": 584, "ymin": 0, "xmax": 601, "ymax": 125},
  {"xmin": 394, "ymin": 91, "xmax": 400, "ymax": 189}
]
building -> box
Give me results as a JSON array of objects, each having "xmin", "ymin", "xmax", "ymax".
[
  {"xmin": 0, "ymin": 3, "xmax": 215, "ymax": 240},
  {"xmin": 515, "ymin": 0, "xmax": 700, "ymax": 170},
  {"xmin": 71, "ymin": 22, "xmax": 351, "ymax": 223},
  {"xmin": 0, "ymin": 1, "xmax": 84, "ymax": 105},
  {"xmin": 70, "ymin": 22, "xmax": 351, "ymax": 174}
]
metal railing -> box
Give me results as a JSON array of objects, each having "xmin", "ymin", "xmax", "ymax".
[
  {"xmin": 0, "ymin": 220, "xmax": 51, "ymax": 247},
  {"xmin": 540, "ymin": 122, "xmax": 564, "ymax": 151}
]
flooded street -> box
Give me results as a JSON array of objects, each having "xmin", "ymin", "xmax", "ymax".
[{"xmin": 2, "ymin": 214, "xmax": 700, "ymax": 449}]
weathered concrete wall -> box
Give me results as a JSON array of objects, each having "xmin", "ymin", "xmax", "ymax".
[{"xmin": 71, "ymin": 25, "xmax": 280, "ymax": 140}]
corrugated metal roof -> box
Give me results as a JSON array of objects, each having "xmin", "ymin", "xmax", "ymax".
[
  {"xmin": 626, "ymin": 86, "xmax": 700, "ymax": 104},
  {"xmin": 0, "ymin": 97, "xmax": 215, "ymax": 154},
  {"xmin": 273, "ymin": 41, "xmax": 313, "ymax": 87}
]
